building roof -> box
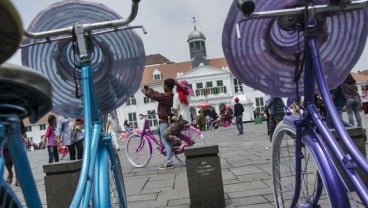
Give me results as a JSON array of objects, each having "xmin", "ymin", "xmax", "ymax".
[
  {"xmin": 187, "ymin": 29, "xmax": 206, "ymax": 42},
  {"xmin": 351, "ymin": 70, "xmax": 368, "ymax": 83},
  {"xmin": 145, "ymin": 54, "xmax": 173, "ymax": 66},
  {"xmin": 141, "ymin": 56, "xmax": 228, "ymax": 85},
  {"xmin": 23, "ymin": 112, "xmax": 53, "ymax": 125}
]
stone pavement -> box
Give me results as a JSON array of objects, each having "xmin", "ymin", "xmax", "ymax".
[{"xmin": 7, "ymin": 116, "xmax": 368, "ymax": 207}]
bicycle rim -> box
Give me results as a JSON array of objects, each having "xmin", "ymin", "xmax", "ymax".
[
  {"xmin": 272, "ymin": 122, "xmax": 331, "ymax": 207},
  {"xmin": 109, "ymin": 147, "xmax": 127, "ymax": 208},
  {"xmin": 174, "ymin": 126, "xmax": 205, "ymax": 164},
  {"xmin": 0, "ymin": 181, "xmax": 22, "ymax": 207},
  {"xmin": 125, "ymin": 134, "xmax": 151, "ymax": 168}
]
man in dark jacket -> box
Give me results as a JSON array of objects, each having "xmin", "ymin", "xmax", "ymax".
[
  {"xmin": 264, "ymin": 96, "xmax": 285, "ymax": 149},
  {"xmin": 233, "ymin": 97, "xmax": 244, "ymax": 135},
  {"xmin": 142, "ymin": 79, "xmax": 175, "ymax": 169}
]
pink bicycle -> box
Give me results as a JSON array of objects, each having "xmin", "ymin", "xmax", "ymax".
[{"xmin": 125, "ymin": 112, "xmax": 205, "ymax": 168}]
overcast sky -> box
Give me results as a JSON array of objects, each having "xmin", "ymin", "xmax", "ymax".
[{"xmin": 8, "ymin": 0, "xmax": 368, "ymax": 72}]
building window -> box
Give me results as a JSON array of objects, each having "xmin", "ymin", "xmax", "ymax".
[
  {"xmin": 190, "ymin": 43, "xmax": 195, "ymax": 52},
  {"xmin": 196, "ymin": 83, "xmax": 203, "ymax": 89},
  {"xmin": 234, "ymin": 78, "xmax": 243, "ymax": 93},
  {"xmin": 152, "ymin": 69, "xmax": 162, "ymax": 81},
  {"xmin": 195, "ymin": 86, "xmax": 226, "ymax": 96},
  {"xmin": 126, "ymin": 97, "xmax": 136, "ymax": 105},
  {"xmin": 39, "ymin": 124, "xmax": 46, "ymax": 131},
  {"xmin": 206, "ymin": 81, "xmax": 213, "ymax": 88},
  {"xmin": 153, "ymin": 74, "xmax": 161, "ymax": 80},
  {"xmin": 128, "ymin": 113, "xmax": 138, "ymax": 128},
  {"xmin": 195, "ymin": 42, "xmax": 201, "ymax": 50},
  {"xmin": 255, "ymin": 97, "xmax": 265, "ymax": 116},
  {"xmin": 217, "ymin": 80, "xmax": 223, "ymax": 86},
  {"xmin": 147, "ymin": 110, "xmax": 158, "ymax": 127},
  {"xmin": 144, "ymin": 97, "xmax": 153, "ymax": 104},
  {"xmin": 25, "ymin": 126, "xmax": 32, "ymax": 132}
]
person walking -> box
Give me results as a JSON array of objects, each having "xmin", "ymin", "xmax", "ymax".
[
  {"xmin": 196, "ymin": 110, "xmax": 206, "ymax": 131},
  {"xmin": 343, "ymin": 74, "xmax": 362, "ymax": 127},
  {"xmin": 361, "ymin": 85, "xmax": 368, "ymax": 117},
  {"xmin": 265, "ymin": 96, "xmax": 285, "ymax": 149},
  {"xmin": 45, "ymin": 114, "xmax": 59, "ymax": 163},
  {"xmin": 327, "ymin": 84, "xmax": 351, "ymax": 128},
  {"xmin": 233, "ymin": 97, "xmax": 244, "ymax": 135},
  {"xmin": 3, "ymin": 121, "xmax": 26, "ymax": 186},
  {"xmin": 205, "ymin": 114, "xmax": 212, "ymax": 130},
  {"xmin": 56, "ymin": 116, "xmax": 84, "ymax": 160},
  {"xmin": 123, "ymin": 119, "xmax": 133, "ymax": 134},
  {"xmin": 107, "ymin": 113, "xmax": 121, "ymax": 151},
  {"xmin": 142, "ymin": 79, "xmax": 175, "ymax": 169}
]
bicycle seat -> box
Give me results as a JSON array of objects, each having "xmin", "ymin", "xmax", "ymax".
[
  {"xmin": 223, "ymin": 0, "xmax": 368, "ymax": 97},
  {"xmin": 0, "ymin": 1, "xmax": 23, "ymax": 64},
  {"xmin": 0, "ymin": 63, "xmax": 52, "ymax": 123}
]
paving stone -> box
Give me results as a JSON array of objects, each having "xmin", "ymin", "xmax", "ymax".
[{"xmin": 127, "ymin": 192, "xmax": 158, "ymax": 202}]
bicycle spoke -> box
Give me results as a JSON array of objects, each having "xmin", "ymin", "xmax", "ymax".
[{"xmin": 272, "ymin": 122, "xmax": 332, "ymax": 207}]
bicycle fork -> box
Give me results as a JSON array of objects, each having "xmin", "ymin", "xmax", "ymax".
[{"xmin": 0, "ymin": 116, "xmax": 42, "ymax": 208}]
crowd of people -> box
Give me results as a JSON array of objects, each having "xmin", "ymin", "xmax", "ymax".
[
  {"xmin": 3, "ymin": 74, "xmax": 365, "ymax": 181},
  {"xmin": 261, "ymin": 73, "xmax": 365, "ymax": 150}
]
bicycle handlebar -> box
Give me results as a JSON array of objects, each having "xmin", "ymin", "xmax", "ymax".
[
  {"xmin": 238, "ymin": 0, "xmax": 368, "ymax": 20},
  {"xmin": 23, "ymin": 0, "xmax": 141, "ymax": 40}
]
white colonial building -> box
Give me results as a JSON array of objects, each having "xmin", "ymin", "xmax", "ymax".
[{"xmin": 115, "ymin": 27, "xmax": 268, "ymax": 130}]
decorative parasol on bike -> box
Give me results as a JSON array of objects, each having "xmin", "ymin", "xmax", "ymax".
[
  {"xmin": 21, "ymin": 0, "xmax": 145, "ymax": 118},
  {"xmin": 222, "ymin": 0, "xmax": 368, "ymax": 97}
]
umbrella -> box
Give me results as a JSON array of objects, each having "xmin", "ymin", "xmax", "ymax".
[{"xmin": 196, "ymin": 103, "xmax": 213, "ymax": 110}]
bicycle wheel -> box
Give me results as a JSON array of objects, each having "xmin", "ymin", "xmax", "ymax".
[
  {"xmin": 0, "ymin": 181, "xmax": 22, "ymax": 207},
  {"xmin": 174, "ymin": 126, "xmax": 205, "ymax": 163},
  {"xmin": 109, "ymin": 147, "xmax": 127, "ymax": 208},
  {"xmin": 272, "ymin": 121, "xmax": 332, "ymax": 207},
  {"xmin": 125, "ymin": 133, "xmax": 151, "ymax": 168}
]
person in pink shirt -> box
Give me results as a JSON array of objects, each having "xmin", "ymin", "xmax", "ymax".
[{"xmin": 45, "ymin": 114, "xmax": 59, "ymax": 163}]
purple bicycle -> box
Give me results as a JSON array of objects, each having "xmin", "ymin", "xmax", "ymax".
[
  {"xmin": 224, "ymin": 0, "xmax": 368, "ymax": 207},
  {"xmin": 125, "ymin": 112, "xmax": 205, "ymax": 168}
]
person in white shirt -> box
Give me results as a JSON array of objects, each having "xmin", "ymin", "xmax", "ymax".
[
  {"xmin": 56, "ymin": 116, "xmax": 84, "ymax": 160},
  {"xmin": 107, "ymin": 113, "xmax": 121, "ymax": 151}
]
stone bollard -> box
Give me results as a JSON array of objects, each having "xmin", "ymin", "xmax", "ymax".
[
  {"xmin": 184, "ymin": 144, "xmax": 225, "ymax": 208},
  {"xmin": 330, "ymin": 127, "xmax": 368, "ymax": 190},
  {"xmin": 43, "ymin": 160, "xmax": 82, "ymax": 208}
]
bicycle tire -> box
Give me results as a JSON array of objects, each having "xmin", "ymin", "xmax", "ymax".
[
  {"xmin": 125, "ymin": 133, "xmax": 152, "ymax": 168},
  {"xmin": 174, "ymin": 126, "xmax": 206, "ymax": 163},
  {"xmin": 272, "ymin": 120, "xmax": 333, "ymax": 207},
  {"xmin": 109, "ymin": 147, "xmax": 127, "ymax": 208},
  {"xmin": 0, "ymin": 182, "xmax": 22, "ymax": 207}
]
